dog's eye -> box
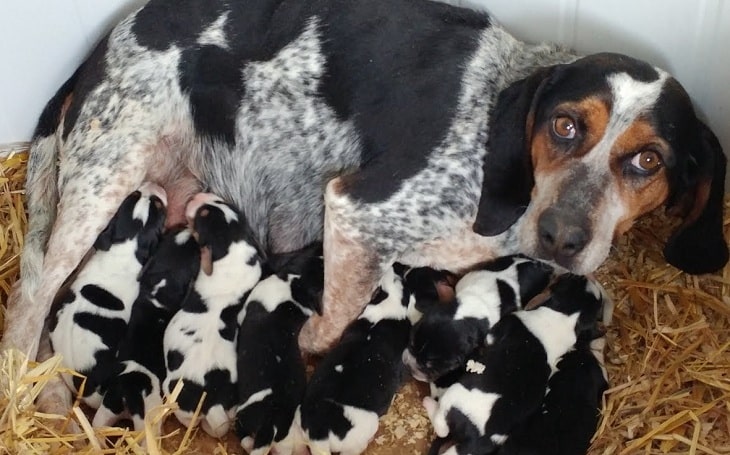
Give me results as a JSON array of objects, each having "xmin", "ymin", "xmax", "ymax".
[
  {"xmin": 630, "ymin": 149, "xmax": 663, "ymax": 173},
  {"xmin": 552, "ymin": 115, "xmax": 577, "ymax": 139}
]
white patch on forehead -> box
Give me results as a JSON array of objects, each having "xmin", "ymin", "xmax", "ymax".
[
  {"xmin": 208, "ymin": 199, "xmax": 239, "ymax": 224},
  {"xmin": 197, "ymin": 11, "xmax": 229, "ymax": 49},
  {"xmin": 608, "ymin": 71, "xmax": 668, "ymax": 125},
  {"xmin": 584, "ymin": 70, "xmax": 668, "ymax": 170}
]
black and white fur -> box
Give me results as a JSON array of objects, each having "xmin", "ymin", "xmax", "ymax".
[
  {"xmin": 48, "ymin": 183, "xmax": 166, "ymax": 408},
  {"xmin": 403, "ymin": 255, "xmax": 553, "ymax": 384},
  {"xmin": 235, "ymin": 246, "xmax": 324, "ymax": 455},
  {"xmin": 496, "ymin": 336, "xmax": 609, "ymax": 455},
  {"xmin": 300, "ymin": 265, "xmax": 415, "ymax": 455},
  {"xmin": 93, "ymin": 227, "xmax": 200, "ymax": 433},
  {"xmin": 424, "ymin": 274, "xmax": 606, "ymax": 455},
  {"xmin": 163, "ymin": 193, "xmax": 263, "ymax": 438},
  {"xmin": 7, "ymin": 0, "xmax": 727, "ymax": 417}
]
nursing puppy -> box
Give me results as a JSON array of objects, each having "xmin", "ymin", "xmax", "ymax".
[
  {"xmin": 300, "ymin": 265, "xmax": 414, "ymax": 455},
  {"xmin": 93, "ymin": 227, "xmax": 200, "ymax": 432},
  {"xmin": 48, "ymin": 183, "xmax": 166, "ymax": 408},
  {"xmin": 163, "ymin": 193, "xmax": 263, "ymax": 438},
  {"xmin": 496, "ymin": 337, "xmax": 609, "ymax": 455},
  {"xmin": 424, "ymin": 274, "xmax": 605, "ymax": 455},
  {"xmin": 235, "ymin": 245, "xmax": 323, "ymax": 455},
  {"xmin": 403, "ymin": 255, "xmax": 553, "ymax": 384}
]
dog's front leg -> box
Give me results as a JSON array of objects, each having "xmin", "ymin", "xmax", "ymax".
[{"xmin": 298, "ymin": 178, "xmax": 385, "ymax": 354}]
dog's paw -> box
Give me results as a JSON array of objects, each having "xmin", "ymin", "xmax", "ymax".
[{"xmin": 298, "ymin": 315, "xmax": 340, "ymax": 354}]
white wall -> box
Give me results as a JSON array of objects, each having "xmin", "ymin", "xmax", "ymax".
[
  {"xmin": 1, "ymin": 0, "xmax": 729, "ymax": 166},
  {"xmin": 0, "ymin": 0, "xmax": 146, "ymax": 148}
]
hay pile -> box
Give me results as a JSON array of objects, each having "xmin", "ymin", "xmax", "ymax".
[{"xmin": 1, "ymin": 150, "xmax": 729, "ymax": 454}]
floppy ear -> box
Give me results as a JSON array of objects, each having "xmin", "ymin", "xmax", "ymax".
[
  {"xmin": 473, "ymin": 66, "xmax": 559, "ymax": 236},
  {"xmin": 664, "ymin": 122, "xmax": 729, "ymax": 274},
  {"xmin": 93, "ymin": 222, "xmax": 115, "ymax": 251},
  {"xmin": 200, "ymin": 245, "xmax": 214, "ymax": 276}
]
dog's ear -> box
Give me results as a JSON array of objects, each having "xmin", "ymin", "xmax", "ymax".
[
  {"xmin": 94, "ymin": 221, "xmax": 116, "ymax": 251},
  {"xmin": 664, "ymin": 122, "xmax": 728, "ymax": 274},
  {"xmin": 200, "ymin": 245, "xmax": 214, "ymax": 276},
  {"xmin": 473, "ymin": 66, "xmax": 559, "ymax": 236}
]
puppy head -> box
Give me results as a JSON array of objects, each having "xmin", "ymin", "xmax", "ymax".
[
  {"xmin": 402, "ymin": 266, "xmax": 458, "ymax": 312},
  {"xmin": 403, "ymin": 305, "xmax": 480, "ymax": 382},
  {"xmin": 475, "ymin": 53, "xmax": 727, "ymax": 275},
  {"xmin": 95, "ymin": 182, "xmax": 167, "ymax": 263},
  {"xmin": 543, "ymin": 274, "xmax": 605, "ymax": 339},
  {"xmin": 289, "ymin": 253, "xmax": 325, "ymax": 315},
  {"xmin": 137, "ymin": 227, "xmax": 201, "ymax": 305},
  {"xmin": 185, "ymin": 193, "xmax": 262, "ymax": 276}
]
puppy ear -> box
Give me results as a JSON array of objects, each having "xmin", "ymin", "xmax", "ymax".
[
  {"xmin": 664, "ymin": 122, "xmax": 728, "ymax": 274},
  {"xmin": 473, "ymin": 66, "xmax": 558, "ymax": 236},
  {"xmin": 94, "ymin": 222, "xmax": 115, "ymax": 251},
  {"xmin": 200, "ymin": 245, "xmax": 214, "ymax": 276}
]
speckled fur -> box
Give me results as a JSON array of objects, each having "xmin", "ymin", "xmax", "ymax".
[{"xmin": 6, "ymin": 1, "xmax": 722, "ymax": 411}]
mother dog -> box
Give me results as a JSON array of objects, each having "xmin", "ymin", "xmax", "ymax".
[{"xmin": 2, "ymin": 0, "xmax": 727, "ymax": 368}]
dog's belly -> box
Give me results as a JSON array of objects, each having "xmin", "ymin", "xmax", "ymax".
[{"xmin": 194, "ymin": 21, "xmax": 362, "ymax": 253}]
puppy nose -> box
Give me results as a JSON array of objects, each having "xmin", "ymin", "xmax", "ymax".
[{"xmin": 537, "ymin": 209, "xmax": 588, "ymax": 258}]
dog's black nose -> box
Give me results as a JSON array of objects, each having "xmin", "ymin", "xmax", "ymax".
[{"xmin": 537, "ymin": 209, "xmax": 589, "ymax": 258}]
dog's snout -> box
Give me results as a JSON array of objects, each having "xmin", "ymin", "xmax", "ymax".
[{"xmin": 537, "ymin": 209, "xmax": 589, "ymax": 259}]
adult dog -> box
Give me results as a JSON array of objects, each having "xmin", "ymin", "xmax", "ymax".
[{"xmin": 2, "ymin": 0, "xmax": 727, "ymax": 377}]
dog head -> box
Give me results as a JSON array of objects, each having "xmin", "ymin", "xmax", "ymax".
[
  {"xmin": 185, "ymin": 193, "xmax": 262, "ymax": 275},
  {"xmin": 402, "ymin": 302, "xmax": 481, "ymax": 383},
  {"xmin": 95, "ymin": 182, "xmax": 167, "ymax": 264},
  {"xmin": 474, "ymin": 53, "xmax": 728, "ymax": 275},
  {"xmin": 137, "ymin": 227, "xmax": 201, "ymax": 307}
]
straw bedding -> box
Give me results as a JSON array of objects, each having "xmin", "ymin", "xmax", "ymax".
[{"xmin": 1, "ymin": 150, "xmax": 728, "ymax": 454}]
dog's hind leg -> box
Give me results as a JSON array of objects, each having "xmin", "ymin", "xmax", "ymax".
[{"xmin": 8, "ymin": 111, "xmax": 163, "ymax": 370}]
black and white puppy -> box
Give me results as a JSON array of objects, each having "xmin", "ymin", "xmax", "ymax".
[
  {"xmin": 163, "ymin": 193, "xmax": 263, "ymax": 438},
  {"xmin": 235, "ymin": 244, "xmax": 323, "ymax": 455},
  {"xmin": 300, "ymin": 265, "xmax": 415, "ymax": 455},
  {"xmin": 496, "ymin": 336, "xmax": 609, "ymax": 455},
  {"xmin": 93, "ymin": 227, "xmax": 200, "ymax": 432},
  {"xmin": 48, "ymin": 183, "xmax": 167, "ymax": 408},
  {"xmin": 403, "ymin": 255, "xmax": 553, "ymax": 384},
  {"xmin": 424, "ymin": 274, "xmax": 605, "ymax": 455}
]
